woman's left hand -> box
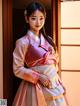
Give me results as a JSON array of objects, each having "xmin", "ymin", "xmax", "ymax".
[{"xmin": 38, "ymin": 73, "xmax": 52, "ymax": 88}]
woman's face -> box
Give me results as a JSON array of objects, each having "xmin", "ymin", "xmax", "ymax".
[{"xmin": 26, "ymin": 10, "xmax": 45, "ymax": 34}]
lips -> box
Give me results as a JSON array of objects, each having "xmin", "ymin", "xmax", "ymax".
[{"xmin": 35, "ymin": 25, "xmax": 40, "ymax": 27}]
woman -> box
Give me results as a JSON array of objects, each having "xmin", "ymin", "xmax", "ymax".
[{"xmin": 12, "ymin": 2, "xmax": 67, "ymax": 106}]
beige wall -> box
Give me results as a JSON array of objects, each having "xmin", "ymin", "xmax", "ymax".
[
  {"xmin": 62, "ymin": 72, "xmax": 80, "ymax": 106},
  {"xmin": 61, "ymin": 1, "xmax": 80, "ymax": 106},
  {"xmin": 0, "ymin": 0, "xmax": 3, "ymax": 98}
]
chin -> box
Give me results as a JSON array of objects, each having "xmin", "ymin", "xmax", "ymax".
[{"xmin": 34, "ymin": 29, "xmax": 41, "ymax": 32}]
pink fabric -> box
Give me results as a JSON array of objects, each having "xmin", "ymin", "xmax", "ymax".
[
  {"xmin": 25, "ymin": 36, "xmax": 57, "ymax": 67},
  {"xmin": 13, "ymin": 31, "xmax": 65, "ymax": 106}
]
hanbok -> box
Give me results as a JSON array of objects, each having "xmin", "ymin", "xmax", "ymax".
[{"xmin": 12, "ymin": 30, "xmax": 65, "ymax": 106}]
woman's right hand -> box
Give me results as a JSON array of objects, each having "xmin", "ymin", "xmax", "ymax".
[{"xmin": 38, "ymin": 73, "xmax": 52, "ymax": 88}]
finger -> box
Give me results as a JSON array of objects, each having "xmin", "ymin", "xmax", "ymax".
[
  {"xmin": 44, "ymin": 80, "xmax": 48, "ymax": 85},
  {"xmin": 44, "ymin": 83, "xmax": 48, "ymax": 87}
]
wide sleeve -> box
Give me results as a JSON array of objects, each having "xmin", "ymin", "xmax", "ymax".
[{"xmin": 13, "ymin": 39, "xmax": 39, "ymax": 84}]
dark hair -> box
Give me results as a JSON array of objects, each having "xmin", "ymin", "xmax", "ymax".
[
  {"xmin": 23, "ymin": 2, "xmax": 56, "ymax": 51},
  {"xmin": 25, "ymin": 2, "xmax": 46, "ymax": 18}
]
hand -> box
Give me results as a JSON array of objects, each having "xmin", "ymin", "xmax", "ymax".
[{"xmin": 39, "ymin": 73, "xmax": 52, "ymax": 88}]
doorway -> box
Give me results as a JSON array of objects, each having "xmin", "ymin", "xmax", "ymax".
[
  {"xmin": 3, "ymin": 0, "xmax": 52, "ymax": 106},
  {"xmin": 13, "ymin": 0, "xmax": 52, "ymax": 103}
]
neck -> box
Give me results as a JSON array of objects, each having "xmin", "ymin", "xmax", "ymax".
[{"xmin": 30, "ymin": 29, "xmax": 39, "ymax": 36}]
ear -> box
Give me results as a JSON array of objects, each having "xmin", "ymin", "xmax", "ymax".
[{"xmin": 25, "ymin": 16, "xmax": 29, "ymax": 23}]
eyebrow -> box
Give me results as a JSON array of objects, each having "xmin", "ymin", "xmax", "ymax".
[
  {"xmin": 31, "ymin": 14, "xmax": 44, "ymax": 17},
  {"xmin": 31, "ymin": 15, "xmax": 44, "ymax": 18}
]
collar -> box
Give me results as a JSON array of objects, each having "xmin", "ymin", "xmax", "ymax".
[
  {"xmin": 27, "ymin": 30, "xmax": 50, "ymax": 51},
  {"xmin": 27, "ymin": 30, "xmax": 40, "ymax": 42},
  {"xmin": 39, "ymin": 35, "xmax": 50, "ymax": 51}
]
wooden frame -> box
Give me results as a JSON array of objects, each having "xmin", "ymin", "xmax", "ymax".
[
  {"xmin": 52, "ymin": 0, "xmax": 61, "ymax": 76},
  {"xmin": 57, "ymin": 0, "xmax": 61, "ymax": 77},
  {"xmin": 2, "ymin": 0, "xmax": 13, "ymax": 105}
]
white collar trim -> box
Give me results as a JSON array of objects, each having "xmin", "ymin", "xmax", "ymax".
[{"xmin": 27, "ymin": 30, "xmax": 40, "ymax": 42}]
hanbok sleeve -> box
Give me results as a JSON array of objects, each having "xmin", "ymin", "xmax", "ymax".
[{"xmin": 13, "ymin": 39, "xmax": 39, "ymax": 84}]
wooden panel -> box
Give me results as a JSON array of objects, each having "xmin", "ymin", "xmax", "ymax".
[
  {"xmin": 61, "ymin": 30, "xmax": 80, "ymax": 44},
  {"xmin": 0, "ymin": 0, "xmax": 3, "ymax": 98},
  {"xmin": 62, "ymin": 72, "xmax": 80, "ymax": 106},
  {"xmin": 3, "ymin": 0, "xmax": 14, "ymax": 105},
  {"xmin": 61, "ymin": 46, "xmax": 80, "ymax": 70},
  {"xmin": 61, "ymin": 1, "xmax": 80, "ymax": 27}
]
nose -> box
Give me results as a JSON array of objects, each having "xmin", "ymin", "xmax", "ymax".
[{"xmin": 36, "ymin": 18, "xmax": 40, "ymax": 25}]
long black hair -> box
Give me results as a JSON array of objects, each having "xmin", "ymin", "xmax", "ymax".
[{"xmin": 23, "ymin": 2, "xmax": 56, "ymax": 51}]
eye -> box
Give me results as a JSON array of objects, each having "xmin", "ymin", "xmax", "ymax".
[
  {"xmin": 31, "ymin": 17, "xmax": 36, "ymax": 20},
  {"xmin": 40, "ymin": 17, "xmax": 44, "ymax": 20}
]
